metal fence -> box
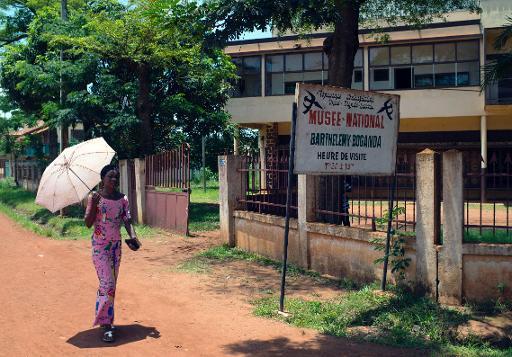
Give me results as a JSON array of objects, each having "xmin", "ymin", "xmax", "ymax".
[
  {"xmin": 238, "ymin": 149, "xmax": 298, "ymax": 218},
  {"xmin": 316, "ymin": 162, "xmax": 416, "ymax": 233},
  {"xmin": 464, "ymin": 171, "xmax": 512, "ymax": 242},
  {"xmin": 145, "ymin": 143, "xmax": 191, "ymax": 189}
]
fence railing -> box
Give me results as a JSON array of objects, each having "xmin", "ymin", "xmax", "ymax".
[
  {"xmin": 238, "ymin": 150, "xmax": 298, "ymax": 218},
  {"xmin": 145, "ymin": 144, "xmax": 190, "ymax": 189},
  {"xmin": 464, "ymin": 171, "xmax": 512, "ymax": 242},
  {"xmin": 316, "ymin": 164, "xmax": 416, "ymax": 233}
]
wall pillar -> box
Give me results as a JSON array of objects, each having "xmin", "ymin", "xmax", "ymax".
[
  {"xmin": 297, "ymin": 175, "xmax": 316, "ymax": 269},
  {"xmin": 134, "ymin": 158, "xmax": 145, "ymax": 224},
  {"xmin": 480, "ymin": 115, "xmax": 487, "ymax": 202},
  {"xmin": 219, "ymin": 155, "xmax": 244, "ymax": 247},
  {"xmin": 233, "ymin": 125, "xmax": 240, "ymax": 155},
  {"xmin": 439, "ymin": 150, "xmax": 464, "ymax": 305},
  {"xmin": 119, "ymin": 160, "xmax": 129, "ymax": 196},
  {"xmin": 415, "ymin": 149, "xmax": 441, "ymax": 298},
  {"xmin": 258, "ymin": 127, "xmax": 266, "ymax": 190}
]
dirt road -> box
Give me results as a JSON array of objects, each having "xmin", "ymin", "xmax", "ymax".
[{"xmin": 0, "ymin": 213, "xmax": 422, "ymax": 356}]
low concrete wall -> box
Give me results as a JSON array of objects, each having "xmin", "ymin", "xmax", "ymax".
[
  {"xmin": 462, "ymin": 244, "xmax": 512, "ymax": 302},
  {"xmin": 234, "ymin": 211, "xmax": 301, "ymax": 265},
  {"xmin": 234, "ymin": 210, "xmax": 417, "ymax": 285},
  {"xmin": 233, "ymin": 210, "xmax": 512, "ymax": 302},
  {"xmin": 307, "ymin": 223, "xmax": 417, "ymax": 285}
]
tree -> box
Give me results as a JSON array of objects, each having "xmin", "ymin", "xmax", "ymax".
[
  {"xmin": 0, "ymin": 0, "xmax": 236, "ymax": 158},
  {"xmin": 52, "ymin": 0, "xmax": 236, "ymax": 156},
  {"xmin": 208, "ymin": 0, "xmax": 480, "ymax": 88}
]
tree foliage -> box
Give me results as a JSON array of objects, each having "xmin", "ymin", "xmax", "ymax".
[
  {"xmin": 208, "ymin": 0, "xmax": 480, "ymax": 87},
  {"xmin": 0, "ymin": 0, "xmax": 236, "ymax": 159}
]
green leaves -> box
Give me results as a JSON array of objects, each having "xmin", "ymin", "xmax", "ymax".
[{"xmin": 0, "ymin": 0, "xmax": 235, "ymax": 158}]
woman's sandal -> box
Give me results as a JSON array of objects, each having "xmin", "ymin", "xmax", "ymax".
[{"xmin": 102, "ymin": 326, "xmax": 115, "ymax": 343}]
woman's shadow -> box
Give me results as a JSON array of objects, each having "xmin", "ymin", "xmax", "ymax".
[{"xmin": 67, "ymin": 324, "xmax": 160, "ymax": 348}]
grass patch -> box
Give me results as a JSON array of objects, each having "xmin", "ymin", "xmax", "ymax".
[
  {"xmin": 179, "ymin": 244, "xmax": 511, "ymax": 354},
  {"xmin": 464, "ymin": 229, "xmax": 512, "ymax": 244},
  {"xmin": 0, "ymin": 178, "xmax": 160, "ymax": 240},
  {"xmin": 253, "ymin": 289, "xmax": 512, "ymax": 355},
  {"xmin": 190, "ymin": 182, "xmax": 219, "ymax": 204},
  {"xmin": 187, "ymin": 181, "xmax": 219, "ymax": 232},
  {"xmin": 180, "ymin": 244, "xmax": 356, "ymax": 289}
]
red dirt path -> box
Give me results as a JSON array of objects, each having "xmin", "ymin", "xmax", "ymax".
[{"xmin": 0, "ymin": 213, "xmax": 424, "ymax": 356}]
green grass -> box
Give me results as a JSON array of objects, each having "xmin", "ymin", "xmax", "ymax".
[
  {"xmin": 464, "ymin": 229, "xmax": 512, "ymax": 244},
  {"xmin": 178, "ymin": 244, "xmax": 357, "ymax": 288},
  {"xmin": 179, "ymin": 244, "xmax": 512, "ymax": 355},
  {"xmin": 0, "ymin": 178, "xmax": 160, "ymax": 240},
  {"xmin": 188, "ymin": 182, "xmax": 219, "ymax": 232},
  {"xmin": 253, "ymin": 288, "xmax": 512, "ymax": 356}
]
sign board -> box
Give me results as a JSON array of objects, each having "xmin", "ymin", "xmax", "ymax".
[{"xmin": 294, "ymin": 83, "xmax": 400, "ymax": 176}]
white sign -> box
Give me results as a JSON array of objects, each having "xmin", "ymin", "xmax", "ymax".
[{"xmin": 294, "ymin": 83, "xmax": 400, "ymax": 176}]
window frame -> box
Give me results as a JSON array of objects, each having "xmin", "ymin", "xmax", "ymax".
[
  {"xmin": 265, "ymin": 50, "xmax": 364, "ymax": 96},
  {"xmin": 230, "ymin": 55, "xmax": 262, "ymax": 98},
  {"xmin": 368, "ymin": 39, "xmax": 481, "ymax": 91}
]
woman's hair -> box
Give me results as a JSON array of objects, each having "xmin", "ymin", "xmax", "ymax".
[{"xmin": 100, "ymin": 164, "xmax": 118, "ymax": 180}]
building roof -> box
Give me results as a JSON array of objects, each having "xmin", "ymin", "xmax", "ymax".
[{"xmin": 11, "ymin": 120, "xmax": 48, "ymax": 138}]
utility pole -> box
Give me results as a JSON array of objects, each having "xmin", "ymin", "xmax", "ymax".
[
  {"xmin": 59, "ymin": 0, "xmax": 68, "ymax": 216},
  {"xmin": 59, "ymin": 0, "xmax": 68, "ymax": 154},
  {"xmin": 202, "ymin": 136, "xmax": 206, "ymax": 192}
]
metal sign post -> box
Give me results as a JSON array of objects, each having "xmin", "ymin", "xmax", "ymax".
[
  {"xmin": 280, "ymin": 83, "xmax": 400, "ymax": 311},
  {"xmin": 381, "ymin": 172, "xmax": 397, "ymax": 291},
  {"xmin": 279, "ymin": 102, "xmax": 297, "ymax": 313}
]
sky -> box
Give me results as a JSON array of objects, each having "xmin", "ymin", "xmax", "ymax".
[{"xmin": 239, "ymin": 29, "xmax": 272, "ymax": 40}]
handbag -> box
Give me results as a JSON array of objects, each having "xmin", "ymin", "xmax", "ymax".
[{"xmin": 125, "ymin": 237, "xmax": 141, "ymax": 251}]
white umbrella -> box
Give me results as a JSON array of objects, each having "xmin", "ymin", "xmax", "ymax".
[{"xmin": 35, "ymin": 137, "xmax": 116, "ymax": 213}]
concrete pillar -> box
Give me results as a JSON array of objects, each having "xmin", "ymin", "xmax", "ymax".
[
  {"xmin": 119, "ymin": 160, "xmax": 129, "ymax": 196},
  {"xmin": 480, "ymin": 115, "xmax": 487, "ymax": 202},
  {"xmin": 297, "ymin": 175, "xmax": 316, "ymax": 269},
  {"xmin": 134, "ymin": 158, "xmax": 145, "ymax": 224},
  {"xmin": 219, "ymin": 155, "xmax": 244, "ymax": 247},
  {"xmin": 261, "ymin": 54, "xmax": 266, "ymax": 97},
  {"xmin": 258, "ymin": 128, "xmax": 266, "ymax": 190},
  {"xmin": 233, "ymin": 126, "xmax": 240, "ymax": 155},
  {"xmin": 363, "ymin": 47, "xmax": 370, "ymax": 91},
  {"xmin": 415, "ymin": 149, "xmax": 441, "ymax": 298},
  {"xmin": 439, "ymin": 150, "xmax": 464, "ymax": 305}
]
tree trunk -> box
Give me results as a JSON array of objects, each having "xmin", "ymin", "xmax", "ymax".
[
  {"xmin": 324, "ymin": 0, "xmax": 360, "ymax": 88},
  {"xmin": 136, "ymin": 63, "xmax": 154, "ymax": 156}
]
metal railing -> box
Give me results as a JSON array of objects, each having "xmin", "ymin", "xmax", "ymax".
[
  {"xmin": 464, "ymin": 171, "xmax": 512, "ymax": 242},
  {"xmin": 316, "ymin": 164, "xmax": 416, "ymax": 233},
  {"xmin": 238, "ymin": 150, "xmax": 298, "ymax": 218},
  {"xmin": 145, "ymin": 143, "xmax": 191, "ymax": 189}
]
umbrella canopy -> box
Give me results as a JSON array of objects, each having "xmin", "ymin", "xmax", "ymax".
[{"xmin": 35, "ymin": 137, "xmax": 116, "ymax": 213}]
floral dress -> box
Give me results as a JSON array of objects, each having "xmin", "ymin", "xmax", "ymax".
[{"xmin": 86, "ymin": 194, "xmax": 131, "ymax": 326}]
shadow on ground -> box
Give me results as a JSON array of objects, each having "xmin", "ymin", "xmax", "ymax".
[
  {"xmin": 67, "ymin": 324, "xmax": 160, "ymax": 348},
  {"xmin": 222, "ymin": 336, "xmax": 428, "ymax": 357}
]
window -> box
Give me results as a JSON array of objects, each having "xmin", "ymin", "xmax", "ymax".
[
  {"xmin": 266, "ymin": 50, "xmax": 363, "ymax": 95},
  {"xmin": 230, "ymin": 56, "xmax": 262, "ymax": 97},
  {"xmin": 369, "ymin": 40, "xmax": 479, "ymax": 90}
]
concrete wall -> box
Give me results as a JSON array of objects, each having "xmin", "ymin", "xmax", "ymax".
[
  {"xmin": 307, "ymin": 223, "xmax": 416, "ymax": 285},
  {"xmin": 227, "ymin": 88, "xmax": 484, "ymax": 126},
  {"xmin": 234, "ymin": 210, "xmax": 417, "ymax": 285},
  {"xmin": 234, "ymin": 211, "xmax": 301, "ymax": 265},
  {"xmin": 462, "ymin": 244, "xmax": 512, "ymax": 302}
]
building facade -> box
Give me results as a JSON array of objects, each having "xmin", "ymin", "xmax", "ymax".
[{"xmin": 225, "ymin": 2, "xmax": 512, "ymax": 191}]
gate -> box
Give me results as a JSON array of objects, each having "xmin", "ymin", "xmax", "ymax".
[{"xmin": 144, "ymin": 144, "xmax": 191, "ymax": 235}]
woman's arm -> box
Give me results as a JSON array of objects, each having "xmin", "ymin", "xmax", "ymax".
[
  {"xmin": 123, "ymin": 220, "xmax": 137, "ymax": 239},
  {"xmin": 84, "ymin": 192, "xmax": 100, "ymax": 228}
]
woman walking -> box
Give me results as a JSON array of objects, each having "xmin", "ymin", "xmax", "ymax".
[{"xmin": 84, "ymin": 164, "xmax": 141, "ymax": 342}]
